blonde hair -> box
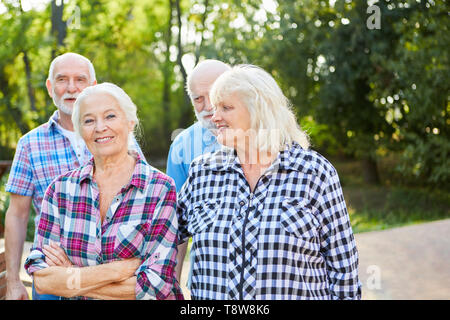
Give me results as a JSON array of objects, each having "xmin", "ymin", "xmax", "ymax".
[
  {"xmin": 210, "ymin": 64, "xmax": 310, "ymax": 153},
  {"xmin": 72, "ymin": 83, "xmax": 139, "ymax": 150}
]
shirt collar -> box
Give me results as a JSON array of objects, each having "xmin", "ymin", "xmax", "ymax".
[
  {"xmin": 203, "ymin": 142, "xmax": 314, "ymax": 175},
  {"xmin": 202, "ymin": 146, "xmax": 239, "ymax": 172},
  {"xmin": 273, "ymin": 142, "xmax": 315, "ymax": 174},
  {"xmin": 46, "ymin": 110, "xmax": 60, "ymax": 132},
  {"xmin": 79, "ymin": 151, "xmax": 148, "ymax": 191}
]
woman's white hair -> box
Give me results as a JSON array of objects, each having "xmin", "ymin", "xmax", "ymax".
[
  {"xmin": 48, "ymin": 52, "xmax": 96, "ymax": 84},
  {"xmin": 72, "ymin": 82, "xmax": 139, "ymax": 151},
  {"xmin": 210, "ymin": 64, "xmax": 310, "ymax": 153}
]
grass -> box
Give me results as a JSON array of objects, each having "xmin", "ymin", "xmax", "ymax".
[
  {"xmin": 332, "ymin": 157, "xmax": 450, "ymax": 233},
  {"xmin": 0, "ymin": 158, "xmax": 449, "ymax": 242}
]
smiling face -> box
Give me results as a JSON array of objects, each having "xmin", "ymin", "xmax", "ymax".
[
  {"xmin": 211, "ymin": 93, "xmax": 252, "ymax": 149},
  {"xmin": 79, "ymin": 92, "xmax": 134, "ymax": 159}
]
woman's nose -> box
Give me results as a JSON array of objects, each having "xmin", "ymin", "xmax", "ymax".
[
  {"xmin": 211, "ymin": 110, "xmax": 220, "ymax": 122},
  {"xmin": 95, "ymin": 119, "xmax": 107, "ymax": 131}
]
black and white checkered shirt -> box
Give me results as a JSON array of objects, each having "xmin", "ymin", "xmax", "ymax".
[{"xmin": 177, "ymin": 142, "xmax": 361, "ymax": 300}]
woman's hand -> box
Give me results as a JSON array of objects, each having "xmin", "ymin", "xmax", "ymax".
[{"xmin": 43, "ymin": 240, "xmax": 73, "ymax": 267}]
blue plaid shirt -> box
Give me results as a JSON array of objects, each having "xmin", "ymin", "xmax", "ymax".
[
  {"xmin": 177, "ymin": 142, "xmax": 361, "ymax": 300},
  {"xmin": 6, "ymin": 111, "xmax": 91, "ymax": 226}
]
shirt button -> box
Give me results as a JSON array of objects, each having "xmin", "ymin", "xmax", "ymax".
[
  {"xmin": 239, "ymin": 201, "xmax": 245, "ymax": 206},
  {"xmin": 96, "ymin": 256, "xmax": 102, "ymax": 263}
]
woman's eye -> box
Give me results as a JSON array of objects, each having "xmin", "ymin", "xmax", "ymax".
[
  {"xmin": 83, "ymin": 119, "xmax": 93, "ymax": 124},
  {"xmin": 106, "ymin": 114, "xmax": 116, "ymax": 120}
]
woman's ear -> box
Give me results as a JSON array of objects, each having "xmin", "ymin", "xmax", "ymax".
[{"xmin": 128, "ymin": 120, "xmax": 136, "ymax": 132}]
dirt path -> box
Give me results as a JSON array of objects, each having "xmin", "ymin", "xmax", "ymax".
[{"xmin": 356, "ymin": 219, "xmax": 450, "ymax": 299}]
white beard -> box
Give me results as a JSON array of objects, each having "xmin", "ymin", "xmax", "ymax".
[
  {"xmin": 52, "ymin": 88, "xmax": 77, "ymax": 115},
  {"xmin": 194, "ymin": 109, "xmax": 216, "ymax": 130}
]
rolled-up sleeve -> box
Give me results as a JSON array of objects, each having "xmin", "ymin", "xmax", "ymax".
[
  {"xmin": 24, "ymin": 181, "xmax": 61, "ymax": 275},
  {"xmin": 318, "ymin": 168, "xmax": 362, "ymax": 300},
  {"xmin": 135, "ymin": 180, "xmax": 184, "ymax": 300},
  {"xmin": 5, "ymin": 137, "xmax": 34, "ymax": 196}
]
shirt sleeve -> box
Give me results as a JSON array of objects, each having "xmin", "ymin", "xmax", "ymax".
[
  {"xmin": 5, "ymin": 136, "xmax": 34, "ymax": 196},
  {"xmin": 134, "ymin": 178, "xmax": 184, "ymax": 300},
  {"xmin": 24, "ymin": 180, "xmax": 62, "ymax": 275},
  {"xmin": 175, "ymin": 163, "xmax": 195, "ymax": 244},
  {"xmin": 166, "ymin": 139, "xmax": 189, "ymax": 192},
  {"xmin": 318, "ymin": 168, "xmax": 362, "ymax": 300}
]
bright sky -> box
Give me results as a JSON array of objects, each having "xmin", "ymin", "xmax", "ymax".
[{"xmin": 0, "ymin": 0, "xmax": 51, "ymax": 14}]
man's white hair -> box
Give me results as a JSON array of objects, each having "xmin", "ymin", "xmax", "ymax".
[
  {"xmin": 48, "ymin": 52, "xmax": 96, "ymax": 84},
  {"xmin": 72, "ymin": 82, "xmax": 139, "ymax": 150},
  {"xmin": 185, "ymin": 59, "xmax": 230, "ymax": 101},
  {"xmin": 210, "ymin": 64, "xmax": 310, "ymax": 152}
]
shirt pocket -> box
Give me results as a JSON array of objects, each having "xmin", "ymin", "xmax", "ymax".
[
  {"xmin": 188, "ymin": 199, "xmax": 220, "ymax": 235},
  {"xmin": 280, "ymin": 198, "xmax": 321, "ymax": 239},
  {"xmin": 114, "ymin": 222, "xmax": 150, "ymax": 259}
]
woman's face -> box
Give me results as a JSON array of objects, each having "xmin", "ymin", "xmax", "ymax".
[
  {"xmin": 211, "ymin": 93, "xmax": 252, "ymax": 149},
  {"xmin": 79, "ymin": 92, "xmax": 134, "ymax": 159}
]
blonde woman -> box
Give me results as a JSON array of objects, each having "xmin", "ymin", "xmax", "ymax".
[{"xmin": 176, "ymin": 65, "xmax": 361, "ymax": 300}]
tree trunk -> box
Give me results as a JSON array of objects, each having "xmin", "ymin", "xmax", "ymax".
[
  {"xmin": 161, "ymin": 0, "xmax": 174, "ymax": 142},
  {"xmin": 18, "ymin": 1, "xmax": 36, "ymax": 112},
  {"xmin": 50, "ymin": 0, "xmax": 66, "ymax": 59},
  {"xmin": 22, "ymin": 51, "xmax": 36, "ymax": 112},
  {"xmin": 174, "ymin": 0, "xmax": 192, "ymax": 130},
  {"xmin": 194, "ymin": 0, "xmax": 209, "ymax": 65},
  {"xmin": 361, "ymin": 158, "xmax": 380, "ymax": 185}
]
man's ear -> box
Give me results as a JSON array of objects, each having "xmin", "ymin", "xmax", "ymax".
[{"xmin": 46, "ymin": 79, "xmax": 53, "ymax": 97}]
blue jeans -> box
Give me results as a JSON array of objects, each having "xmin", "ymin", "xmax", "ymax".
[{"xmin": 32, "ymin": 282, "xmax": 61, "ymax": 300}]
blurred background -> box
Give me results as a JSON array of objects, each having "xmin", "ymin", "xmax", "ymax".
[{"xmin": 0, "ymin": 0, "xmax": 448, "ymax": 299}]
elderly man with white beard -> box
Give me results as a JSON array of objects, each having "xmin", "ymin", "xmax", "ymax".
[{"xmin": 165, "ymin": 59, "xmax": 230, "ymax": 292}]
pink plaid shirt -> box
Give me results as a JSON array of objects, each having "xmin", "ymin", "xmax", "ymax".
[{"xmin": 25, "ymin": 153, "xmax": 184, "ymax": 300}]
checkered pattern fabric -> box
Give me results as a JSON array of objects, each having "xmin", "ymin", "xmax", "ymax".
[
  {"xmin": 25, "ymin": 154, "xmax": 184, "ymax": 300},
  {"xmin": 177, "ymin": 143, "xmax": 361, "ymax": 300},
  {"xmin": 6, "ymin": 111, "xmax": 91, "ymax": 223}
]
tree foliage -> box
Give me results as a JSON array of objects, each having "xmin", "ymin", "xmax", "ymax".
[{"xmin": 0, "ymin": 0, "xmax": 447, "ymax": 187}]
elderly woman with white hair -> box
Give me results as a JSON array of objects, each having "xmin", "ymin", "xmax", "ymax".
[
  {"xmin": 177, "ymin": 65, "xmax": 361, "ymax": 300},
  {"xmin": 25, "ymin": 83, "xmax": 183, "ymax": 300}
]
